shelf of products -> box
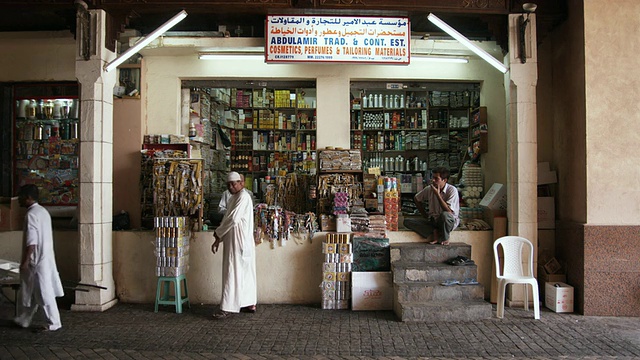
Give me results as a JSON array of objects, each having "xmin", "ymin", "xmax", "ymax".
[
  {"xmin": 13, "ymin": 82, "xmax": 80, "ymax": 205},
  {"xmin": 223, "ymin": 86, "xmax": 317, "ymax": 175},
  {"xmin": 469, "ymin": 106, "xmax": 488, "ymax": 156},
  {"xmin": 317, "ymin": 149, "xmax": 364, "ymax": 223},
  {"xmin": 349, "ymin": 82, "xmax": 480, "ymax": 181},
  {"xmin": 187, "ymin": 81, "xmax": 317, "ymax": 204}
]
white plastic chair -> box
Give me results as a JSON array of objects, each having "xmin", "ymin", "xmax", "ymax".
[{"xmin": 493, "ymin": 236, "xmax": 540, "ymax": 319}]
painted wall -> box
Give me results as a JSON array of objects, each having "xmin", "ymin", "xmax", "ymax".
[
  {"xmin": 113, "ymin": 98, "xmax": 143, "ymax": 229},
  {"xmin": 0, "ymin": 230, "xmax": 79, "ymax": 301},
  {"xmin": 113, "ymin": 229, "xmax": 493, "ymax": 304},
  {"xmin": 0, "ymin": 32, "xmax": 76, "ymax": 81},
  {"xmin": 584, "ymin": 0, "xmax": 640, "ymax": 224},
  {"xmin": 549, "ymin": 0, "xmax": 587, "ymax": 224}
]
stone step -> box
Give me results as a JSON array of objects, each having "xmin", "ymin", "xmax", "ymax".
[
  {"xmin": 390, "ymin": 242, "xmax": 471, "ymax": 264},
  {"xmin": 394, "ymin": 281, "xmax": 485, "ymax": 303},
  {"xmin": 392, "ymin": 261, "xmax": 478, "ymax": 283},
  {"xmin": 394, "ymin": 299, "xmax": 492, "ymax": 322}
]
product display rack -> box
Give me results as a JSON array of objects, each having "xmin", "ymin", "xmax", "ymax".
[
  {"xmin": 316, "ymin": 149, "xmax": 364, "ymax": 219},
  {"xmin": 350, "ymin": 82, "xmax": 480, "ymax": 179},
  {"xmin": 190, "ymin": 81, "xmax": 318, "ymax": 202},
  {"xmin": 12, "ymin": 82, "xmax": 80, "ymax": 206},
  {"xmin": 469, "ymin": 106, "xmax": 488, "ymax": 155},
  {"xmin": 349, "ymin": 81, "xmax": 480, "ymax": 217}
]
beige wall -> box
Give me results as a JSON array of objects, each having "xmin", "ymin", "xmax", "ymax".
[
  {"xmin": 113, "ymin": 229, "xmax": 493, "ymax": 304},
  {"xmin": 545, "ymin": 0, "xmax": 587, "ymax": 223},
  {"xmin": 113, "ymin": 98, "xmax": 143, "ymax": 229},
  {"xmin": 0, "ymin": 231, "xmax": 79, "ymax": 280},
  {"xmin": 0, "ymin": 32, "xmax": 76, "ymax": 81},
  {"xmin": 583, "ymin": 0, "xmax": 640, "ymax": 224}
]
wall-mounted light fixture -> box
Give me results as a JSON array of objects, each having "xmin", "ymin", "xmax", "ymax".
[
  {"xmin": 198, "ymin": 53, "xmax": 264, "ymax": 60},
  {"xmin": 411, "ymin": 54, "xmax": 469, "ymax": 64},
  {"xmin": 198, "ymin": 47, "xmax": 264, "ymax": 60},
  {"xmin": 427, "ymin": 13, "xmax": 508, "ymax": 73},
  {"xmin": 105, "ymin": 10, "xmax": 188, "ymax": 72}
]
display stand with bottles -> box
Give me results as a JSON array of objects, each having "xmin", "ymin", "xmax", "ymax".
[
  {"xmin": 350, "ymin": 82, "xmax": 480, "ymax": 216},
  {"xmin": 13, "ymin": 83, "xmax": 80, "ymax": 205},
  {"xmin": 194, "ymin": 82, "xmax": 317, "ymax": 203}
]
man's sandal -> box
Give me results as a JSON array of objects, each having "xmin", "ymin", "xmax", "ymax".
[
  {"xmin": 240, "ymin": 305, "xmax": 256, "ymax": 313},
  {"xmin": 212, "ymin": 310, "xmax": 232, "ymax": 319}
]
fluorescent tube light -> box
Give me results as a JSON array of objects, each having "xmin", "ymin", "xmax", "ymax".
[
  {"xmin": 105, "ymin": 10, "xmax": 188, "ymax": 72},
  {"xmin": 411, "ymin": 55, "xmax": 469, "ymax": 64},
  {"xmin": 427, "ymin": 13, "xmax": 508, "ymax": 73},
  {"xmin": 198, "ymin": 53, "xmax": 264, "ymax": 60}
]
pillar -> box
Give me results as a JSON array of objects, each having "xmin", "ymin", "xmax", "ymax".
[
  {"xmin": 71, "ymin": 8, "xmax": 118, "ymax": 311},
  {"xmin": 505, "ymin": 13, "xmax": 539, "ymax": 306}
]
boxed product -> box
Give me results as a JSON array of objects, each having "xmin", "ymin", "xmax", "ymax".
[
  {"xmin": 545, "ymin": 282, "xmax": 574, "ymax": 313},
  {"xmin": 479, "ymin": 183, "xmax": 507, "ymax": 210},
  {"xmin": 351, "ymin": 271, "xmax": 393, "ymax": 310},
  {"xmin": 336, "ymin": 214, "xmax": 352, "ymax": 233},
  {"xmin": 537, "ymin": 264, "xmax": 566, "ymax": 299},
  {"xmin": 320, "ymin": 214, "xmax": 336, "ymax": 231},
  {"xmin": 352, "ymin": 236, "xmax": 390, "ymax": 271}
]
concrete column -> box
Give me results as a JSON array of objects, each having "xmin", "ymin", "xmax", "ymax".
[
  {"xmin": 507, "ymin": 13, "xmax": 538, "ymax": 242},
  {"xmin": 505, "ymin": 13, "xmax": 539, "ymax": 306},
  {"xmin": 72, "ymin": 9, "xmax": 118, "ymax": 311}
]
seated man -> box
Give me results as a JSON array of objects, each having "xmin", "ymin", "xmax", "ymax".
[{"xmin": 403, "ymin": 167, "xmax": 460, "ymax": 245}]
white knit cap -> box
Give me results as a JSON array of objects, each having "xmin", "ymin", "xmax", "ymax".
[{"xmin": 227, "ymin": 171, "xmax": 241, "ymax": 182}]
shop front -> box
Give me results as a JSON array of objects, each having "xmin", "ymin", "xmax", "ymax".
[
  {"xmin": 1, "ymin": 11, "xmax": 532, "ymax": 312},
  {"xmin": 105, "ymin": 33, "xmax": 508, "ymax": 304}
]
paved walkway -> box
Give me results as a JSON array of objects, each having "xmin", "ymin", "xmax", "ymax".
[{"xmin": 1, "ymin": 301, "xmax": 640, "ymax": 359}]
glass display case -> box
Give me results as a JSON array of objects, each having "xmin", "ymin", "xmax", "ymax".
[{"xmin": 13, "ymin": 82, "xmax": 80, "ymax": 205}]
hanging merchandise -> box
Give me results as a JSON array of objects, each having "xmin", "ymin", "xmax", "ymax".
[
  {"xmin": 253, "ymin": 204, "xmax": 319, "ymax": 247},
  {"xmin": 148, "ymin": 156, "xmax": 204, "ymax": 231},
  {"xmin": 270, "ymin": 173, "xmax": 317, "ymax": 214}
]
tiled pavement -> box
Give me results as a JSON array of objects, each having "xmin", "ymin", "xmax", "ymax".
[{"xmin": 1, "ymin": 301, "xmax": 640, "ymax": 359}]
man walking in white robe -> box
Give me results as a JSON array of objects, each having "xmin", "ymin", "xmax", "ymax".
[
  {"xmin": 14, "ymin": 184, "xmax": 64, "ymax": 331},
  {"xmin": 211, "ymin": 172, "xmax": 257, "ymax": 319}
]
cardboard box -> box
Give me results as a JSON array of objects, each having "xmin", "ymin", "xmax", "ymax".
[
  {"xmin": 537, "ymin": 162, "xmax": 558, "ymax": 185},
  {"xmin": 352, "ymin": 236, "xmax": 390, "ymax": 271},
  {"xmin": 364, "ymin": 198, "xmax": 378, "ymax": 210},
  {"xmin": 351, "ymin": 271, "xmax": 393, "ymax": 311},
  {"xmin": 545, "ymin": 282, "xmax": 574, "ymax": 313},
  {"xmin": 537, "ymin": 229, "xmax": 556, "ymax": 264},
  {"xmin": 479, "ymin": 183, "xmax": 507, "ymax": 210},
  {"xmin": 543, "ymin": 257, "xmax": 562, "ymax": 275},
  {"xmin": 0, "ymin": 197, "xmax": 22, "ymax": 231},
  {"xmin": 336, "ymin": 214, "xmax": 352, "ymax": 233},
  {"xmin": 538, "ymin": 197, "xmax": 555, "ymax": 229},
  {"xmin": 320, "ymin": 214, "xmax": 336, "ymax": 232},
  {"xmin": 537, "ymin": 264, "xmax": 566, "ymax": 299}
]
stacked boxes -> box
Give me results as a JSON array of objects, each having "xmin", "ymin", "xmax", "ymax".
[
  {"xmin": 154, "ymin": 216, "xmax": 190, "ymax": 277},
  {"xmin": 383, "ymin": 177, "xmax": 399, "ymax": 230},
  {"xmin": 321, "ymin": 233, "xmax": 353, "ymax": 310},
  {"xmin": 352, "ymin": 236, "xmax": 390, "ymax": 272}
]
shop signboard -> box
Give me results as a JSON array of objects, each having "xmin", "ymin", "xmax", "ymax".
[{"xmin": 266, "ymin": 15, "xmax": 410, "ymax": 64}]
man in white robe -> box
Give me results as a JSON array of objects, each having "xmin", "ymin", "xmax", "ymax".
[
  {"xmin": 14, "ymin": 184, "xmax": 64, "ymax": 331},
  {"xmin": 211, "ymin": 172, "xmax": 257, "ymax": 319}
]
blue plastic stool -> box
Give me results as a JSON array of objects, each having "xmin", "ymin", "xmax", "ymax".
[{"xmin": 154, "ymin": 274, "xmax": 190, "ymax": 313}]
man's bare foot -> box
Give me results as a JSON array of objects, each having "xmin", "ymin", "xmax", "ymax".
[
  {"xmin": 429, "ymin": 230, "xmax": 440, "ymax": 244},
  {"xmin": 440, "ymin": 240, "xmax": 450, "ymax": 245}
]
